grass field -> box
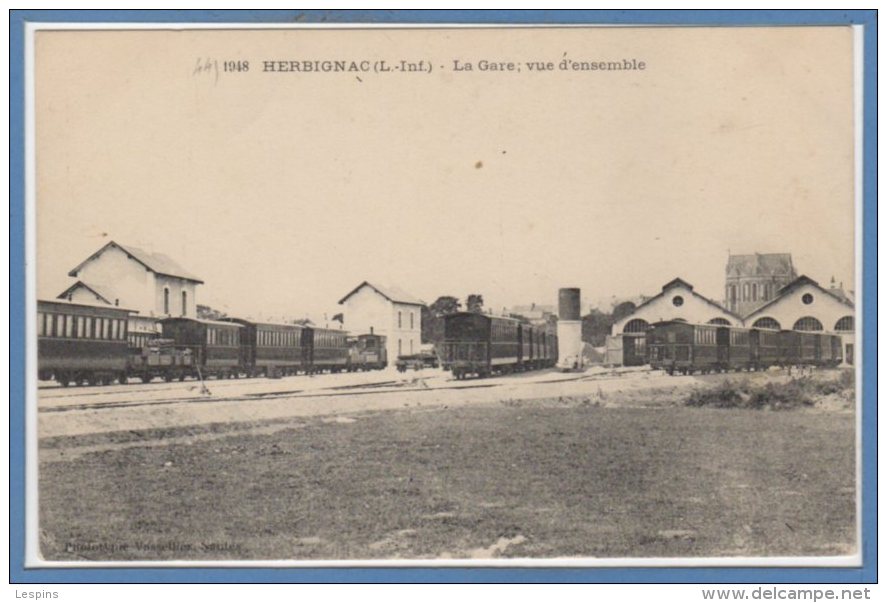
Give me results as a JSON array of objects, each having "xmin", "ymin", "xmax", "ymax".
[{"xmin": 40, "ymin": 403, "xmax": 855, "ymax": 561}]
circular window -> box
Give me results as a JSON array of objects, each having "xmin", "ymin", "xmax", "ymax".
[
  {"xmin": 802, "ymin": 293, "xmax": 814, "ymax": 305},
  {"xmin": 672, "ymin": 295, "xmax": 684, "ymax": 307}
]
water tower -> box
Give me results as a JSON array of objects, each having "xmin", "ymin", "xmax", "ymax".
[{"xmin": 557, "ymin": 287, "xmax": 583, "ymax": 370}]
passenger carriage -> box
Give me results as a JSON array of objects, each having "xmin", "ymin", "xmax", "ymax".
[
  {"xmin": 647, "ymin": 321, "xmax": 719, "ymax": 375},
  {"xmin": 160, "ymin": 317, "xmax": 243, "ymax": 379},
  {"xmin": 37, "ymin": 299, "xmax": 131, "ymax": 386},
  {"xmin": 222, "ymin": 318, "xmax": 307, "ymax": 377},
  {"xmin": 519, "ymin": 323, "xmax": 534, "ymax": 370},
  {"xmin": 442, "ymin": 312, "xmax": 521, "ymax": 379},
  {"xmin": 749, "ymin": 328, "xmax": 781, "ymax": 369},
  {"xmin": 305, "ymin": 326, "xmax": 350, "ymax": 373}
]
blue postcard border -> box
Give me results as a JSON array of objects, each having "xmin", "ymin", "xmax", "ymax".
[{"xmin": 8, "ymin": 9, "xmax": 878, "ymax": 584}]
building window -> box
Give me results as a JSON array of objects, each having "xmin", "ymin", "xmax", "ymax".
[
  {"xmin": 802, "ymin": 293, "xmax": 814, "ymax": 305},
  {"xmin": 793, "ymin": 316, "xmax": 823, "ymax": 332},
  {"xmin": 752, "ymin": 317, "xmax": 781, "ymax": 330},
  {"xmin": 623, "ymin": 319, "xmax": 650, "ymax": 333},
  {"xmin": 182, "ymin": 291, "xmax": 187, "ymax": 316},
  {"xmin": 672, "ymin": 295, "xmax": 684, "ymax": 307},
  {"xmin": 707, "ymin": 318, "xmax": 730, "ymax": 326},
  {"xmin": 398, "ymin": 311, "xmax": 402, "ymax": 329},
  {"xmin": 398, "ymin": 339, "xmax": 402, "ymax": 356},
  {"xmin": 164, "ymin": 287, "xmax": 170, "ymax": 314},
  {"xmin": 410, "ymin": 312, "xmax": 414, "ymax": 329},
  {"xmin": 835, "ymin": 316, "xmax": 854, "ymax": 332}
]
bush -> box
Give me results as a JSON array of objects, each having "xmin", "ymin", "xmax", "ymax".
[
  {"xmin": 686, "ymin": 379, "xmax": 751, "ymax": 409},
  {"xmin": 748, "ymin": 381, "xmax": 813, "ymax": 411},
  {"xmin": 686, "ymin": 378, "xmax": 818, "ymax": 411}
]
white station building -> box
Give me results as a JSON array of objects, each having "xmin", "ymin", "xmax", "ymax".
[
  {"xmin": 338, "ymin": 281, "xmax": 424, "ymax": 362},
  {"xmin": 57, "ymin": 241, "xmax": 204, "ymax": 344}
]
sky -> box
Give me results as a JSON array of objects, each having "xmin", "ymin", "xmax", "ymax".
[{"xmin": 34, "ymin": 26, "xmax": 856, "ymax": 320}]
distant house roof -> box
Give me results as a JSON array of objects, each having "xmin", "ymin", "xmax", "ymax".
[
  {"xmin": 630, "ymin": 277, "xmax": 743, "ymax": 321},
  {"xmin": 744, "ymin": 275, "xmax": 854, "ymax": 318},
  {"xmin": 338, "ymin": 281, "xmax": 424, "ymax": 306},
  {"xmin": 726, "ymin": 253, "xmax": 796, "ymax": 278},
  {"xmin": 56, "ymin": 281, "xmax": 116, "ymax": 305},
  {"xmin": 68, "ymin": 241, "xmax": 204, "ymax": 284}
]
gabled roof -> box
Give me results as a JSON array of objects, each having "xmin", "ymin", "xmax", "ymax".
[
  {"xmin": 56, "ymin": 281, "xmax": 116, "ymax": 305},
  {"xmin": 338, "ymin": 281, "xmax": 424, "ymax": 306},
  {"xmin": 630, "ymin": 277, "xmax": 742, "ymax": 321},
  {"xmin": 660, "ymin": 277, "xmax": 694, "ymax": 292},
  {"xmin": 726, "ymin": 253, "xmax": 795, "ymax": 278},
  {"xmin": 68, "ymin": 241, "xmax": 204, "ymax": 284},
  {"xmin": 744, "ymin": 275, "xmax": 855, "ymax": 318}
]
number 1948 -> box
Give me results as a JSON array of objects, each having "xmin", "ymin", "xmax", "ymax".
[{"xmin": 223, "ymin": 60, "xmax": 250, "ymax": 72}]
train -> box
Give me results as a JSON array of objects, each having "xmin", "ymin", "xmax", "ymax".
[
  {"xmin": 646, "ymin": 320, "xmax": 843, "ymax": 375},
  {"xmin": 37, "ymin": 300, "xmax": 845, "ymax": 386},
  {"xmin": 37, "ymin": 299, "xmax": 387, "ymax": 386},
  {"xmin": 440, "ymin": 312, "xmax": 558, "ymax": 379}
]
